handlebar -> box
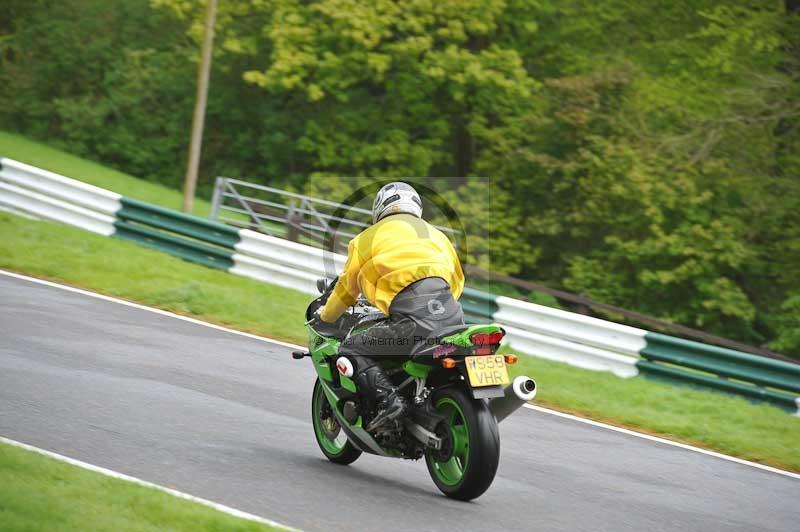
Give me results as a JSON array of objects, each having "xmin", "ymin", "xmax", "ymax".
[{"xmin": 309, "ymin": 277, "xmax": 382, "ymax": 338}]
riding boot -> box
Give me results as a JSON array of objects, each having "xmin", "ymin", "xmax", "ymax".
[{"xmin": 356, "ymin": 364, "xmax": 407, "ymax": 430}]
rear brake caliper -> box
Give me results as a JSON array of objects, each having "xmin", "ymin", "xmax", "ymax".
[{"xmin": 431, "ymin": 421, "xmax": 453, "ymax": 462}]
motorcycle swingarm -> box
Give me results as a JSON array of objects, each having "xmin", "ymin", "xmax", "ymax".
[{"xmin": 403, "ymin": 419, "xmax": 443, "ymax": 451}]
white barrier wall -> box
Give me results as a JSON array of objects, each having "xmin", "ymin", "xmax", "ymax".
[
  {"xmin": 232, "ymin": 229, "xmax": 346, "ymax": 294},
  {"xmin": 0, "ymin": 158, "xmax": 121, "ymax": 235},
  {"xmin": 494, "ymin": 295, "xmax": 646, "ymax": 376}
]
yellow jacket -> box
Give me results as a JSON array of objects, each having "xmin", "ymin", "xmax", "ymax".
[{"xmin": 320, "ymin": 214, "xmax": 464, "ymax": 322}]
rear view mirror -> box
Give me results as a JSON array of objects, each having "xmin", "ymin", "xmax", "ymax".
[{"xmin": 316, "ymin": 278, "xmax": 330, "ymax": 294}]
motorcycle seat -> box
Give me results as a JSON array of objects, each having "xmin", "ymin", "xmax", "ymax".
[{"xmin": 409, "ymin": 324, "xmax": 473, "ymax": 360}]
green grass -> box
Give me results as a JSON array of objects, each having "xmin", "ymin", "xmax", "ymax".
[
  {"xmin": 0, "ymin": 211, "xmax": 308, "ymax": 344},
  {"xmin": 508, "ymin": 355, "xmax": 800, "ymax": 471},
  {"xmin": 0, "ymin": 131, "xmax": 213, "ymax": 217},
  {"xmin": 0, "ymin": 442, "xmax": 286, "ymax": 532}
]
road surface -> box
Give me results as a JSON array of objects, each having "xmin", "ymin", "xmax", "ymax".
[{"xmin": 0, "ymin": 273, "xmax": 797, "ymax": 531}]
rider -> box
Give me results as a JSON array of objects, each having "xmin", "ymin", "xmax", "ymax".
[{"xmin": 314, "ymin": 182, "xmax": 465, "ymax": 429}]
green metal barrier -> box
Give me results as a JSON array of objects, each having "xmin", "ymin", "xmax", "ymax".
[
  {"xmin": 113, "ymin": 197, "xmax": 240, "ymax": 270},
  {"xmin": 460, "ymin": 287, "xmax": 499, "ymax": 324},
  {"xmin": 639, "ymin": 333, "xmax": 800, "ymax": 412}
]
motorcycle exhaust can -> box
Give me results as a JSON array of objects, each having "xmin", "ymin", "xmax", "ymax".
[{"xmin": 489, "ymin": 376, "xmax": 537, "ymax": 423}]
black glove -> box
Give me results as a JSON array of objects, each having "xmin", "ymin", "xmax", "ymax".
[{"xmin": 310, "ymin": 308, "xmax": 340, "ymax": 337}]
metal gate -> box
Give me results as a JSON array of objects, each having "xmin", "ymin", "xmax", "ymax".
[{"xmin": 210, "ymin": 177, "xmax": 459, "ymax": 252}]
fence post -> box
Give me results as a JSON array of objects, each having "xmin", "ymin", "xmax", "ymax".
[
  {"xmin": 286, "ymin": 200, "xmax": 300, "ymax": 242},
  {"xmin": 209, "ymin": 177, "xmax": 225, "ymax": 221}
]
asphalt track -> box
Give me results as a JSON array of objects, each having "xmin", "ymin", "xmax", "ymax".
[{"xmin": 1, "ymin": 273, "xmax": 798, "ymax": 532}]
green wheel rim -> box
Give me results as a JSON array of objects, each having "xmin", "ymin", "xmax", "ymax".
[
  {"xmin": 313, "ymin": 383, "xmax": 349, "ymax": 455},
  {"xmin": 430, "ymin": 397, "xmax": 470, "ymax": 486}
]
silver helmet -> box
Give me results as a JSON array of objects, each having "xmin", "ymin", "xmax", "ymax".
[{"xmin": 372, "ymin": 182, "xmax": 423, "ymax": 223}]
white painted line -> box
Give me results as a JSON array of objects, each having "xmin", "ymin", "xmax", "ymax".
[
  {"xmin": 0, "ymin": 435, "xmax": 299, "ymax": 531},
  {"xmin": 2, "ymin": 269, "xmax": 798, "ymax": 481},
  {"xmin": 522, "ymin": 404, "xmax": 800, "ymax": 480}
]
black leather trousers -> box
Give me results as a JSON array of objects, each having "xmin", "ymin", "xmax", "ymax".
[{"xmin": 341, "ymin": 277, "xmax": 464, "ymax": 375}]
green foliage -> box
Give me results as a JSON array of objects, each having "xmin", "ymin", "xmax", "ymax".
[
  {"xmin": 771, "ymin": 293, "xmax": 800, "ymax": 353},
  {"xmin": 0, "ymin": 0, "xmax": 194, "ymax": 187},
  {"xmin": 1, "ymin": 0, "xmax": 798, "ymax": 356},
  {"xmin": 240, "ymin": 0, "xmax": 538, "ymax": 179}
]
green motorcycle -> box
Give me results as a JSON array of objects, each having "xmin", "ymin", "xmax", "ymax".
[{"xmin": 293, "ymin": 277, "xmax": 537, "ymax": 501}]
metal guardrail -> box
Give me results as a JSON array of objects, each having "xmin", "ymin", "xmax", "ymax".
[
  {"xmin": 0, "ymin": 158, "xmax": 121, "ymax": 236},
  {"xmin": 466, "ymin": 266, "xmax": 789, "ymax": 361},
  {"xmin": 639, "ymin": 334, "xmax": 800, "ymax": 411},
  {"xmin": 115, "ymin": 198, "xmax": 240, "ymax": 270},
  {"xmin": 2, "ymin": 158, "xmax": 798, "ymax": 413},
  {"xmin": 460, "ymin": 287, "xmax": 499, "ymax": 324}
]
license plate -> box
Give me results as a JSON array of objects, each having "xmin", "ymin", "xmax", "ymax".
[{"xmin": 465, "ymin": 355, "xmax": 510, "ymax": 387}]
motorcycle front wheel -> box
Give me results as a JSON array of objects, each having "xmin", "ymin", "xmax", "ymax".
[
  {"xmin": 311, "ymin": 378, "xmax": 362, "ymax": 465},
  {"xmin": 425, "ymin": 387, "xmax": 500, "ymax": 500}
]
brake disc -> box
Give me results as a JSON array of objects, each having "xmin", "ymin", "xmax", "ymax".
[{"xmin": 320, "ymin": 402, "xmax": 341, "ymax": 439}]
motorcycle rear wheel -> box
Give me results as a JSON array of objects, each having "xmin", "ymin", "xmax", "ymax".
[
  {"xmin": 311, "ymin": 378, "xmax": 362, "ymax": 465},
  {"xmin": 424, "ymin": 387, "xmax": 500, "ymax": 500}
]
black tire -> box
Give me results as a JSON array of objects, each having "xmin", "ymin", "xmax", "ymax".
[
  {"xmin": 311, "ymin": 379, "xmax": 362, "ymax": 465},
  {"xmin": 424, "ymin": 387, "xmax": 500, "ymax": 500}
]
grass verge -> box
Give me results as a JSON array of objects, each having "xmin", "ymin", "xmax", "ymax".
[
  {"xmin": 1, "ymin": 211, "xmax": 798, "ymax": 472},
  {"xmin": 508, "ymin": 356, "xmax": 799, "ymax": 471},
  {"xmin": 0, "ymin": 441, "xmax": 286, "ymax": 531},
  {"xmin": 0, "ymin": 211, "xmax": 307, "ymax": 344}
]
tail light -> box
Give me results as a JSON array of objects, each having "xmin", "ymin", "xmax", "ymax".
[{"xmin": 470, "ymin": 331, "xmax": 504, "ymax": 346}]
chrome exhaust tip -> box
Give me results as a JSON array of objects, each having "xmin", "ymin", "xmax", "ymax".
[{"xmin": 489, "ymin": 375, "xmax": 537, "ymax": 423}]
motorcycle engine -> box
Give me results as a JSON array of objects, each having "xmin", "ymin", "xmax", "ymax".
[{"xmin": 342, "ymin": 400, "xmax": 359, "ymax": 424}]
